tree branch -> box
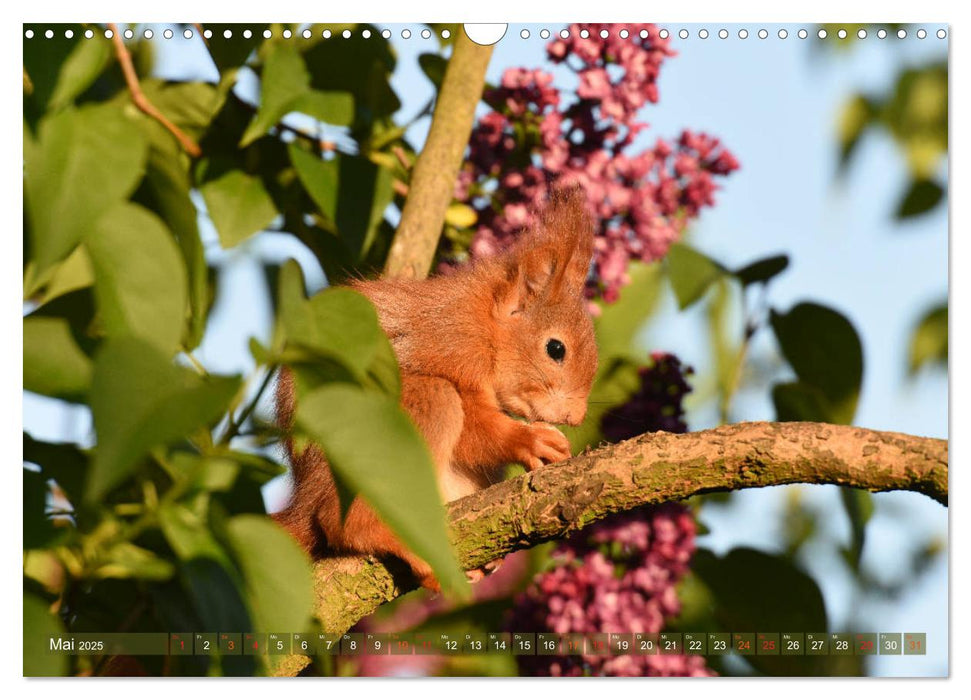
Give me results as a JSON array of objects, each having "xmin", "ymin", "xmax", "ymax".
[
  {"xmin": 108, "ymin": 24, "xmax": 202, "ymax": 158},
  {"xmin": 273, "ymin": 420, "xmax": 947, "ymax": 675},
  {"xmin": 382, "ymin": 30, "xmax": 494, "ymax": 279}
]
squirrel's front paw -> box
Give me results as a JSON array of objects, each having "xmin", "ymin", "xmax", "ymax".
[{"xmin": 513, "ymin": 423, "xmax": 572, "ymax": 471}]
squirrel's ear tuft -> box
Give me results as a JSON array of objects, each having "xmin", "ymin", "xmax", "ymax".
[
  {"xmin": 542, "ymin": 186, "xmax": 595, "ymax": 296},
  {"xmin": 496, "ymin": 187, "xmax": 595, "ymax": 314}
]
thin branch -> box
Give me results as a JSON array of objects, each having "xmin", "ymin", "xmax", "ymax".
[
  {"xmin": 220, "ymin": 365, "xmax": 277, "ymax": 446},
  {"xmin": 391, "ymin": 145, "xmax": 413, "ymax": 170},
  {"xmin": 272, "ymin": 420, "xmax": 947, "ymax": 676},
  {"xmin": 382, "ymin": 30, "xmax": 494, "ymax": 279},
  {"xmin": 108, "ymin": 24, "xmax": 202, "ymax": 158},
  {"xmin": 274, "ymin": 120, "xmax": 338, "ymax": 154}
]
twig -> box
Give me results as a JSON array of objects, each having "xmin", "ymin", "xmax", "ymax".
[
  {"xmin": 278, "ymin": 121, "xmax": 337, "ymax": 153},
  {"xmin": 220, "ymin": 366, "xmax": 277, "ymax": 446},
  {"xmin": 182, "ymin": 351, "xmax": 210, "ymax": 378},
  {"xmin": 108, "ymin": 23, "xmax": 202, "ymax": 158},
  {"xmin": 392, "ymin": 145, "xmax": 412, "ymax": 170}
]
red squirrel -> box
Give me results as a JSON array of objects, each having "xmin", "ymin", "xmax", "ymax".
[{"xmin": 273, "ymin": 190, "xmax": 599, "ymax": 591}]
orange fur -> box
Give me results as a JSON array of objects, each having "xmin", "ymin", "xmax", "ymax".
[{"xmin": 273, "ymin": 189, "xmax": 599, "ymax": 590}]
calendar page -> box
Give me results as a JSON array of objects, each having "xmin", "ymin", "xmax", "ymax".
[{"xmin": 22, "ymin": 16, "xmax": 949, "ymax": 680}]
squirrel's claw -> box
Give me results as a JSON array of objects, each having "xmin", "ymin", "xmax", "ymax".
[{"xmin": 466, "ymin": 558, "xmax": 504, "ymax": 584}]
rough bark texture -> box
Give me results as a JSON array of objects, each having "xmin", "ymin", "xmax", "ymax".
[
  {"xmin": 382, "ymin": 31, "xmax": 494, "ymax": 279},
  {"xmin": 271, "ymin": 420, "xmax": 947, "ymax": 676}
]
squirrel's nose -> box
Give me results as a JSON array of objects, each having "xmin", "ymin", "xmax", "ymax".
[{"xmin": 565, "ymin": 402, "xmax": 587, "ymax": 426}]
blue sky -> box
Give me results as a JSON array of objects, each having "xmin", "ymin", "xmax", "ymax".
[{"xmin": 22, "ymin": 24, "xmax": 949, "ymax": 676}]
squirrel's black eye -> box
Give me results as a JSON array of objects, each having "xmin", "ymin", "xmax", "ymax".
[{"xmin": 546, "ymin": 338, "xmax": 566, "ymax": 362}]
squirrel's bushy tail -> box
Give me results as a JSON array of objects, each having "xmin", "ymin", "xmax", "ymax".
[{"xmin": 272, "ymin": 367, "xmax": 333, "ymax": 555}]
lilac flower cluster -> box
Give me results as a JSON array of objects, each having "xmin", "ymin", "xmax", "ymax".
[
  {"xmin": 506, "ymin": 352, "xmax": 713, "ymax": 677},
  {"xmin": 602, "ymin": 352, "xmax": 694, "ymax": 442},
  {"xmin": 457, "ymin": 23, "xmax": 740, "ymax": 304}
]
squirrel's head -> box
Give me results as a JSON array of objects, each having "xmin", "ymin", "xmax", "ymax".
[{"xmin": 488, "ymin": 189, "xmax": 599, "ymax": 426}]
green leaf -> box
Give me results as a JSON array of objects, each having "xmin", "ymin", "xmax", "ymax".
[
  {"xmin": 301, "ymin": 26, "xmax": 401, "ymax": 119},
  {"xmin": 159, "ymin": 502, "xmax": 235, "ymax": 570},
  {"xmin": 203, "ymin": 24, "xmax": 268, "ymax": 72},
  {"xmin": 367, "ymin": 332, "xmax": 402, "ymax": 399},
  {"xmin": 772, "ymin": 382, "xmax": 831, "ymax": 423},
  {"xmin": 25, "ymin": 245, "xmax": 94, "ymax": 306},
  {"xmin": 836, "ymin": 93, "xmax": 877, "ymax": 171},
  {"xmin": 94, "ymin": 542, "xmax": 175, "ymax": 580},
  {"xmin": 224, "ymin": 514, "xmax": 314, "ymax": 633},
  {"xmin": 200, "ymin": 170, "xmax": 279, "ymax": 248},
  {"xmin": 126, "ymin": 81, "xmax": 223, "ymax": 350},
  {"xmin": 278, "ymin": 262, "xmax": 382, "ymax": 380},
  {"xmin": 23, "ymin": 315, "xmax": 92, "ymax": 401},
  {"xmin": 839, "ymin": 488, "xmax": 874, "ymax": 572},
  {"xmin": 24, "ymin": 433, "xmax": 88, "ymax": 504},
  {"xmin": 418, "ymin": 52, "xmax": 448, "ymax": 90},
  {"xmin": 134, "ymin": 79, "xmax": 225, "ymax": 142},
  {"xmin": 180, "ymin": 558, "xmax": 253, "ymax": 636},
  {"xmin": 23, "ymin": 24, "xmax": 86, "ymax": 123},
  {"xmin": 295, "ymin": 384, "xmax": 468, "ymax": 597},
  {"xmin": 138, "ymin": 148, "xmax": 209, "ymax": 350},
  {"xmin": 733, "ymin": 254, "xmax": 790, "ymax": 288},
  {"xmin": 241, "ymin": 43, "xmax": 311, "ymax": 146},
  {"xmin": 334, "ymin": 156, "xmax": 394, "ymax": 261},
  {"xmin": 221, "ymin": 450, "xmax": 287, "ymax": 484},
  {"xmin": 24, "ymin": 593, "xmax": 67, "ymax": 676},
  {"xmin": 666, "ymin": 243, "xmax": 726, "ymax": 309},
  {"xmin": 167, "ymin": 453, "xmax": 240, "ymax": 494},
  {"xmin": 291, "ymin": 90, "xmax": 355, "ymax": 127},
  {"xmin": 593, "ymin": 261, "xmax": 664, "ymax": 360},
  {"xmin": 288, "ymin": 144, "xmax": 339, "ymax": 221},
  {"xmin": 25, "ymin": 103, "xmax": 148, "ymax": 274},
  {"xmin": 692, "ymin": 547, "xmax": 828, "ymax": 675},
  {"xmin": 908, "ymin": 302, "xmax": 947, "ymax": 374},
  {"xmin": 87, "ymin": 336, "xmax": 240, "ymax": 501},
  {"xmin": 27, "ymin": 288, "xmax": 98, "ymax": 358},
  {"xmin": 896, "ymin": 178, "xmax": 944, "ymax": 219},
  {"xmin": 770, "ymin": 302, "xmax": 863, "ymax": 424},
  {"xmin": 693, "ymin": 548, "xmax": 828, "ymax": 630},
  {"xmin": 85, "ymin": 202, "xmax": 188, "ymax": 354},
  {"xmin": 24, "ymin": 468, "xmax": 59, "ymax": 549},
  {"xmin": 883, "ymin": 62, "xmax": 948, "ymax": 180},
  {"xmin": 48, "ymin": 35, "xmax": 113, "ymax": 110}
]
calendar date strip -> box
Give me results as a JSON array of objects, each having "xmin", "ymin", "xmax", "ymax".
[{"xmin": 47, "ymin": 631, "xmax": 928, "ymax": 657}]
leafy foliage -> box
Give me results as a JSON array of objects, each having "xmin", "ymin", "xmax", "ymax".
[
  {"xmin": 833, "ymin": 35, "xmax": 947, "ymax": 219},
  {"xmin": 908, "ymin": 302, "xmax": 948, "ymax": 375},
  {"xmin": 21, "ymin": 22, "xmax": 466, "ymax": 676},
  {"xmin": 770, "ymin": 303, "xmax": 863, "ymax": 425}
]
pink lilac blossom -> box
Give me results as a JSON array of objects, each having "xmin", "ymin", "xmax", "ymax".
[
  {"xmin": 456, "ymin": 23, "xmax": 740, "ymax": 304},
  {"xmin": 506, "ymin": 352, "xmax": 714, "ymax": 676}
]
